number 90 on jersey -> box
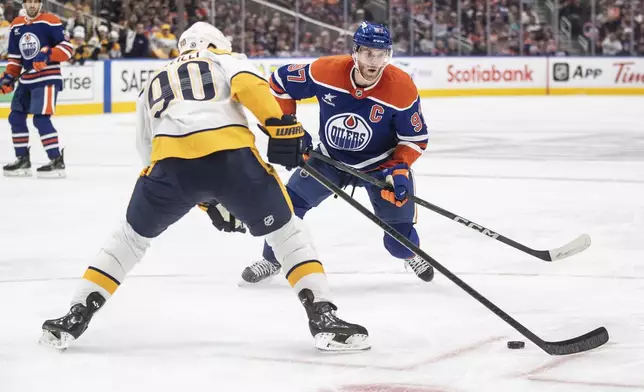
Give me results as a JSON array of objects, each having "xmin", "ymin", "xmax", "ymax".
[{"xmin": 147, "ymin": 59, "xmax": 218, "ymax": 118}]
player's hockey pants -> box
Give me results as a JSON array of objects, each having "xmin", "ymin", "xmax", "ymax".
[
  {"xmin": 127, "ymin": 148, "xmax": 293, "ymax": 238},
  {"xmin": 262, "ymin": 153, "xmax": 419, "ymax": 262},
  {"xmin": 9, "ymin": 84, "xmax": 61, "ymax": 159}
]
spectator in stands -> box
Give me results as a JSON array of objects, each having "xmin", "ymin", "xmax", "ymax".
[
  {"xmin": 106, "ymin": 30, "xmax": 122, "ymax": 58},
  {"xmin": 95, "ymin": 27, "xmax": 121, "ymax": 59},
  {"xmin": 125, "ymin": 23, "xmax": 149, "ymax": 58},
  {"xmin": 97, "ymin": 24, "xmax": 109, "ymax": 42},
  {"xmin": 1, "ymin": 1, "xmax": 16, "ymax": 22},
  {"xmin": 70, "ymin": 28, "xmax": 99, "ymax": 65},
  {"xmin": 331, "ymin": 37, "xmax": 346, "ymax": 55},
  {"xmin": 433, "ymin": 39, "xmax": 447, "ymax": 56},
  {"xmin": 602, "ymin": 31, "xmax": 623, "ymax": 54},
  {"xmin": 275, "ymin": 39, "xmax": 291, "ymax": 57},
  {"xmin": 150, "ymin": 23, "xmax": 179, "ymax": 59},
  {"xmin": 559, "ymin": 0, "xmax": 583, "ymax": 38},
  {"xmin": 447, "ymin": 37, "xmax": 459, "ymax": 55},
  {"xmin": 82, "ymin": 0, "xmax": 644, "ymax": 57},
  {"xmin": 0, "ymin": 5, "xmax": 9, "ymax": 60},
  {"xmin": 416, "ymin": 31, "xmax": 434, "ymax": 54},
  {"xmin": 0, "ymin": 4, "xmax": 9, "ymax": 27},
  {"xmin": 66, "ymin": 8, "xmax": 89, "ymax": 36}
]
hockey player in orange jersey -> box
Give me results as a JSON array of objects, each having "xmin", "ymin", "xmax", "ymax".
[{"xmin": 241, "ymin": 22, "xmax": 434, "ymax": 285}]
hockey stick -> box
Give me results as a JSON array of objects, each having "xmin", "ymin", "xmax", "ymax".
[
  {"xmin": 302, "ymin": 161, "xmax": 608, "ymax": 355},
  {"xmin": 308, "ymin": 150, "xmax": 591, "ymax": 262}
]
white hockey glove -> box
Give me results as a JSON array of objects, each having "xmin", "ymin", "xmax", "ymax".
[{"xmin": 198, "ymin": 202, "xmax": 247, "ymax": 234}]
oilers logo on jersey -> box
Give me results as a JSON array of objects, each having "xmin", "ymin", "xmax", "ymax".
[
  {"xmin": 19, "ymin": 32, "xmax": 40, "ymax": 59},
  {"xmin": 325, "ymin": 113, "xmax": 373, "ymax": 151}
]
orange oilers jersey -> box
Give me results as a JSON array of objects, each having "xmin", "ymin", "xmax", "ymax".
[
  {"xmin": 268, "ymin": 55, "xmax": 428, "ymax": 170},
  {"xmin": 6, "ymin": 13, "xmax": 73, "ymax": 89}
]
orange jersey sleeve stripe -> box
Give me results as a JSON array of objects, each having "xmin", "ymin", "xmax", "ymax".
[
  {"xmin": 51, "ymin": 46, "xmax": 72, "ymax": 62},
  {"xmin": 22, "ymin": 69, "xmax": 61, "ymax": 79},
  {"xmin": 268, "ymin": 76, "xmax": 286, "ymax": 94},
  {"xmin": 6, "ymin": 63, "xmax": 21, "ymax": 77},
  {"xmin": 392, "ymin": 144, "xmax": 423, "ymax": 167},
  {"xmin": 269, "ymin": 73, "xmax": 297, "ymax": 114},
  {"xmin": 275, "ymin": 97, "xmax": 296, "ymax": 116}
]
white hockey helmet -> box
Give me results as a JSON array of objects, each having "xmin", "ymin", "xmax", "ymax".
[{"xmin": 178, "ymin": 22, "xmax": 232, "ymax": 54}]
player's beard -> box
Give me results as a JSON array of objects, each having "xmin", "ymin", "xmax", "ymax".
[{"xmin": 355, "ymin": 62, "xmax": 385, "ymax": 85}]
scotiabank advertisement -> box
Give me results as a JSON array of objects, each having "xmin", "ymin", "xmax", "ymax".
[{"xmin": 421, "ymin": 58, "xmax": 545, "ymax": 93}]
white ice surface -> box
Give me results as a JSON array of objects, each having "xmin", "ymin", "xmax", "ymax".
[{"xmin": 1, "ymin": 96, "xmax": 643, "ymax": 392}]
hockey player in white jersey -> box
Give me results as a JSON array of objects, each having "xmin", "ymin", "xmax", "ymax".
[{"xmin": 39, "ymin": 22, "xmax": 370, "ymax": 353}]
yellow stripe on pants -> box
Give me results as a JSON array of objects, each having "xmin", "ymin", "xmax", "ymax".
[
  {"xmin": 286, "ymin": 260, "xmax": 325, "ymax": 287},
  {"xmin": 83, "ymin": 267, "xmax": 120, "ymax": 295}
]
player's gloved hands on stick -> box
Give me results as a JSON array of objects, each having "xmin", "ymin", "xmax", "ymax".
[
  {"xmin": 0, "ymin": 72, "xmax": 15, "ymax": 94},
  {"xmin": 260, "ymin": 115, "xmax": 311, "ymax": 169},
  {"xmin": 33, "ymin": 47, "xmax": 52, "ymax": 72},
  {"xmin": 198, "ymin": 202, "xmax": 247, "ymax": 234},
  {"xmin": 380, "ymin": 163, "xmax": 410, "ymax": 207}
]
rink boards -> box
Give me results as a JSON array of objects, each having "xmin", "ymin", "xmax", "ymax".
[{"xmin": 1, "ymin": 56, "xmax": 643, "ymax": 117}]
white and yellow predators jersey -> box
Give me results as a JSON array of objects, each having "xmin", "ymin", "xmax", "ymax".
[{"xmin": 136, "ymin": 48, "xmax": 283, "ymax": 166}]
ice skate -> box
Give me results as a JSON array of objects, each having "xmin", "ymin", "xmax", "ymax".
[
  {"xmin": 3, "ymin": 153, "xmax": 31, "ymax": 177},
  {"xmin": 36, "ymin": 150, "xmax": 66, "ymax": 179},
  {"xmin": 405, "ymin": 254, "xmax": 435, "ymax": 282},
  {"xmin": 240, "ymin": 258, "xmax": 281, "ymax": 285},
  {"xmin": 40, "ymin": 292, "xmax": 105, "ymax": 350},
  {"xmin": 299, "ymin": 289, "xmax": 370, "ymax": 352}
]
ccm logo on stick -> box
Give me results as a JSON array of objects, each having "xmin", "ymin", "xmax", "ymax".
[{"xmin": 453, "ymin": 216, "xmax": 499, "ymax": 239}]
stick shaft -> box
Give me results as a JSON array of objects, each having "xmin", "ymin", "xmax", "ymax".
[{"xmin": 309, "ymin": 151, "xmax": 553, "ymax": 261}]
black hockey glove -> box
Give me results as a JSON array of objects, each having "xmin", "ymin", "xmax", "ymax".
[
  {"xmin": 198, "ymin": 202, "xmax": 247, "ymax": 234},
  {"xmin": 259, "ymin": 115, "xmax": 311, "ymax": 169}
]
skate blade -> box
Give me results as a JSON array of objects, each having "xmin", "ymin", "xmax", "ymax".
[
  {"xmin": 238, "ymin": 277, "xmax": 274, "ymax": 287},
  {"xmin": 237, "ymin": 273, "xmax": 280, "ymax": 287},
  {"xmin": 36, "ymin": 170, "xmax": 66, "ymax": 179},
  {"xmin": 3, "ymin": 169, "xmax": 32, "ymax": 177},
  {"xmin": 39, "ymin": 329, "xmax": 75, "ymax": 351},
  {"xmin": 314, "ymin": 333, "xmax": 371, "ymax": 353}
]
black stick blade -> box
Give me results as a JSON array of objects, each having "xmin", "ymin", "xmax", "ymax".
[{"xmin": 541, "ymin": 327, "xmax": 609, "ymax": 355}]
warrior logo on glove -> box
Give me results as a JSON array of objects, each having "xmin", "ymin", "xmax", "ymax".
[{"xmin": 259, "ymin": 115, "xmax": 312, "ymax": 169}]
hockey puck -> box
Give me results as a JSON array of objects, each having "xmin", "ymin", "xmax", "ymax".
[{"xmin": 507, "ymin": 341, "xmax": 525, "ymax": 349}]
